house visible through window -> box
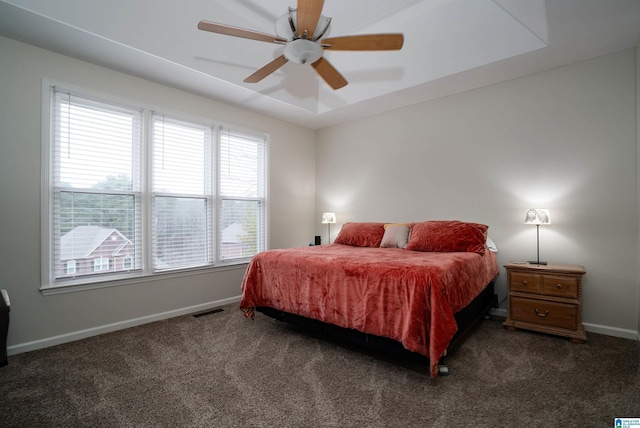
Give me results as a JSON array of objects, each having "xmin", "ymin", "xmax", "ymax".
[{"xmin": 44, "ymin": 85, "xmax": 267, "ymax": 289}]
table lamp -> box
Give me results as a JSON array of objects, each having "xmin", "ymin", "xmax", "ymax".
[
  {"xmin": 321, "ymin": 212, "xmax": 336, "ymax": 244},
  {"xmin": 524, "ymin": 208, "xmax": 551, "ymax": 265}
]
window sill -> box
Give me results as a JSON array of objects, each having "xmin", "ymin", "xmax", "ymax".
[{"xmin": 40, "ymin": 262, "xmax": 249, "ymax": 296}]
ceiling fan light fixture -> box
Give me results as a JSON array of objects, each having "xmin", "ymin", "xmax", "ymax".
[
  {"xmin": 275, "ymin": 11, "xmax": 295, "ymax": 40},
  {"xmin": 198, "ymin": 1, "xmax": 403, "ymax": 89},
  {"xmin": 284, "ymin": 39, "xmax": 323, "ymax": 64},
  {"xmin": 312, "ymin": 16, "xmax": 332, "ymax": 40}
]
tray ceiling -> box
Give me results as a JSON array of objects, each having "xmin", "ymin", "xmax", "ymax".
[{"xmin": 1, "ymin": 0, "xmax": 639, "ymax": 129}]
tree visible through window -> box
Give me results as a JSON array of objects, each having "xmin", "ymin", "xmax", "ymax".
[{"xmin": 46, "ymin": 86, "xmax": 267, "ymax": 288}]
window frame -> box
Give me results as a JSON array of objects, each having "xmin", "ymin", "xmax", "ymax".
[{"xmin": 40, "ymin": 80, "xmax": 269, "ymax": 294}]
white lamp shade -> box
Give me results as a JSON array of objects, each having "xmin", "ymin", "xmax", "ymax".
[
  {"xmin": 524, "ymin": 208, "xmax": 551, "ymax": 225},
  {"xmin": 321, "ymin": 212, "xmax": 336, "ymax": 224},
  {"xmin": 283, "ymin": 39, "xmax": 323, "ymax": 64}
]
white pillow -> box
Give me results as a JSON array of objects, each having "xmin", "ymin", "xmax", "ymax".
[
  {"xmin": 486, "ymin": 236, "xmax": 498, "ymax": 253},
  {"xmin": 380, "ymin": 224, "xmax": 411, "ymax": 248}
]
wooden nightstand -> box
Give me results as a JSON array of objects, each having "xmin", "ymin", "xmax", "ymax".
[{"xmin": 503, "ymin": 262, "xmax": 587, "ymax": 343}]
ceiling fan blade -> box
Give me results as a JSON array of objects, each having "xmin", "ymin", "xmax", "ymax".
[
  {"xmin": 296, "ymin": 0, "xmax": 324, "ymax": 39},
  {"xmin": 244, "ymin": 55, "xmax": 289, "ymax": 83},
  {"xmin": 198, "ymin": 21, "xmax": 287, "ymax": 44},
  {"xmin": 311, "ymin": 57, "xmax": 347, "ymax": 90},
  {"xmin": 321, "ymin": 34, "xmax": 404, "ymax": 51}
]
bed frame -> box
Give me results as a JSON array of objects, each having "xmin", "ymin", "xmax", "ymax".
[{"xmin": 256, "ymin": 281, "xmax": 498, "ymax": 375}]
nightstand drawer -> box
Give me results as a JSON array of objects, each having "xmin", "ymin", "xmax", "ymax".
[
  {"xmin": 510, "ymin": 297, "xmax": 577, "ymax": 330},
  {"xmin": 509, "ymin": 272, "xmax": 541, "ymax": 294},
  {"xmin": 542, "ymin": 275, "xmax": 578, "ymax": 298}
]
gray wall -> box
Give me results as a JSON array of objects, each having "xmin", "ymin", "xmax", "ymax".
[
  {"xmin": 0, "ymin": 36, "xmax": 316, "ymax": 353},
  {"xmin": 316, "ymin": 49, "xmax": 638, "ymax": 338},
  {"xmin": 637, "ymin": 43, "xmax": 640, "ymax": 339},
  {"xmin": 1, "ymin": 35, "xmax": 638, "ymax": 354}
]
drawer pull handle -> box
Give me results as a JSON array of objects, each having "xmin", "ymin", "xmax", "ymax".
[
  {"xmin": 534, "ymin": 309, "xmax": 550, "ymax": 317},
  {"xmin": 521, "ymin": 280, "xmax": 528, "ymax": 286},
  {"xmin": 556, "ymin": 284, "xmax": 562, "ymax": 289}
]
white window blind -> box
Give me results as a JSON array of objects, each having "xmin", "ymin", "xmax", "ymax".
[
  {"xmin": 152, "ymin": 116, "xmax": 214, "ymax": 270},
  {"xmin": 218, "ymin": 128, "xmax": 266, "ymax": 261},
  {"xmin": 52, "ymin": 88, "xmax": 142, "ymax": 281},
  {"xmin": 45, "ymin": 84, "xmax": 268, "ymax": 290}
]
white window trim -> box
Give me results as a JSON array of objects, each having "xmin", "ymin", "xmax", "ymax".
[{"xmin": 40, "ymin": 79, "xmax": 269, "ymax": 294}]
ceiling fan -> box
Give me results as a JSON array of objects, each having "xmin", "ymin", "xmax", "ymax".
[{"xmin": 197, "ymin": 0, "xmax": 404, "ymax": 90}]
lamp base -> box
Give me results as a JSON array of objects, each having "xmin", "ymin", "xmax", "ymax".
[{"xmin": 527, "ymin": 260, "xmax": 548, "ymax": 265}]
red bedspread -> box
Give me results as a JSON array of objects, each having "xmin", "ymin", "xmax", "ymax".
[{"xmin": 239, "ymin": 244, "xmax": 499, "ymax": 377}]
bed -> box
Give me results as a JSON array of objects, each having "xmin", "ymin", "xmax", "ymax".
[{"xmin": 240, "ymin": 220, "xmax": 500, "ymax": 378}]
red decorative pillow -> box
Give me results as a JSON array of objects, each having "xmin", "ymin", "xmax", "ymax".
[
  {"xmin": 334, "ymin": 222, "xmax": 386, "ymax": 247},
  {"xmin": 405, "ymin": 220, "xmax": 488, "ymax": 254}
]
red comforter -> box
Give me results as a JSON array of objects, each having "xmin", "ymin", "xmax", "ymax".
[{"xmin": 240, "ymin": 244, "xmax": 499, "ymax": 377}]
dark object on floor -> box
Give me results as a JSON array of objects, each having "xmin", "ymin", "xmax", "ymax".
[
  {"xmin": 0, "ymin": 289, "xmax": 9, "ymax": 367},
  {"xmin": 192, "ymin": 308, "xmax": 224, "ymax": 318}
]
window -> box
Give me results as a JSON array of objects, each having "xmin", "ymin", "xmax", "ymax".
[
  {"xmin": 93, "ymin": 257, "xmax": 110, "ymax": 272},
  {"xmin": 152, "ymin": 116, "xmax": 213, "ymax": 270},
  {"xmin": 44, "ymin": 85, "xmax": 267, "ymax": 289},
  {"xmin": 66, "ymin": 260, "xmax": 76, "ymax": 275},
  {"xmin": 51, "ymin": 90, "xmax": 142, "ymax": 281},
  {"xmin": 123, "ymin": 257, "xmax": 133, "ymax": 270},
  {"xmin": 219, "ymin": 128, "xmax": 267, "ymax": 261}
]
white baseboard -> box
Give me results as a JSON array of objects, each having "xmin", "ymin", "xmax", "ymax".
[
  {"xmin": 489, "ymin": 307, "xmax": 507, "ymax": 318},
  {"xmin": 487, "ymin": 308, "xmax": 638, "ymax": 341},
  {"xmin": 582, "ymin": 322, "xmax": 639, "ymax": 341},
  {"xmin": 7, "ymin": 295, "xmax": 242, "ymax": 356},
  {"xmin": 8, "ymin": 297, "xmax": 638, "ymax": 357}
]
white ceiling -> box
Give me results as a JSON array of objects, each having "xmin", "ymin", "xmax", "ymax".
[{"xmin": 1, "ymin": 0, "xmax": 639, "ymax": 129}]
